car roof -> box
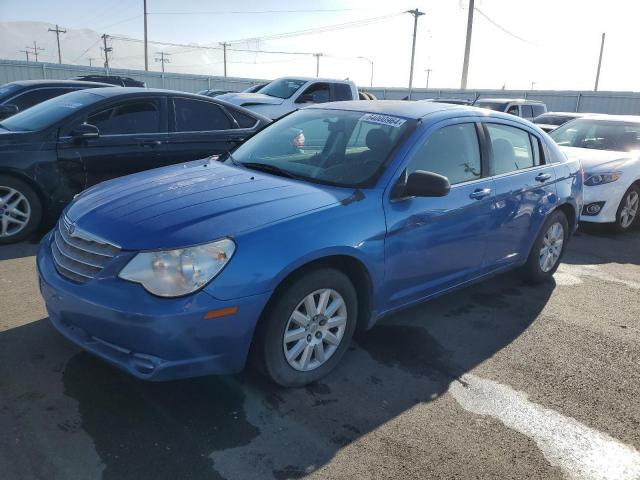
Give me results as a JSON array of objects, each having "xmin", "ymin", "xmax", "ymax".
[
  {"xmin": 539, "ymin": 111, "xmax": 585, "ymax": 117},
  {"xmin": 306, "ymin": 99, "xmax": 523, "ymax": 122},
  {"xmin": 575, "ymin": 114, "xmax": 640, "ymax": 123},
  {"xmin": 8, "ymin": 79, "xmax": 114, "ymax": 88},
  {"xmin": 475, "ymin": 98, "xmax": 543, "ymax": 104},
  {"xmin": 273, "ymin": 76, "xmax": 354, "ymax": 84}
]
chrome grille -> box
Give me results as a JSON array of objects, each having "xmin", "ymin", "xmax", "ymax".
[{"xmin": 51, "ymin": 217, "xmax": 121, "ymax": 283}]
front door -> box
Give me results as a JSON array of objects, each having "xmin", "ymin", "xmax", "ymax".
[
  {"xmin": 482, "ymin": 121, "xmax": 557, "ymax": 266},
  {"xmin": 57, "ymin": 96, "xmax": 169, "ymax": 188},
  {"xmin": 383, "ymin": 120, "xmax": 495, "ymax": 310}
]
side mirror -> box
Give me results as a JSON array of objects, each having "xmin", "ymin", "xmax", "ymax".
[
  {"xmin": 406, "ymin": 170, "xmax": 451, "ymax": 197},
  {"xmin": 296, "ymin": 93, "xmax": 314, "ymax": 104},
  {"xmin": 70, "ymin": 123, "xmax": 99, "ymax": 140},
  {"xmin": 0, "ymin": 104, "xmax": 19, "ymax": 119}
]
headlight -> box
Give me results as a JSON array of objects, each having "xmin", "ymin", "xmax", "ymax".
[
  {"xmin": 119, "ymin": 238, "xmax": 235, "ymax": 297},
  {"xmin": 584, "ymin": 171, "xmax": 622, "ymax": 186}
]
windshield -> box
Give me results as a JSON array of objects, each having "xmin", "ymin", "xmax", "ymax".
[
  {"xmin": 259, "ymin": 79, "xmax": 307, "ymax": 99},
  {"xmin": 534, "ymin": 114, "xmax": 575, "ymax": 126},
  {"xmin": 227, "ymin": 108, "xmax": 414, "ymax": 188},
  {"xmin": 0, "ymin": 90, "xmax": 99, "ymax": 131},
  {"xmin": 550, "ymin": 119, "xmax": 640, "ymax": 152},
  {"xmin": 474, "ymin": 101, "xmax": 507, "ymax": 111}
]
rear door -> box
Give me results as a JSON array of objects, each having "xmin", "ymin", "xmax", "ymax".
[
  {"xmin": 166, "ymin": 96, "xmax": 243, "ymax": 163},
  {"xmin": 482, "ymin": 121, "xmax": 557, "ymax": 266},
  {"xmin": 383, "ymin": 120, "xmax": 495, "ymax": 309},
  {"xmin": 57, "ymin": 96, "xmax": 169, "ymax": 188}
]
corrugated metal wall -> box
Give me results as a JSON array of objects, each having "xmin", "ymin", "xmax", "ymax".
[
  {"xmin": 365, "ymin": 87, "xmax": 640, "ymax": 115},
  {"xmin": 2, "ymin": 58, "xmax": 640, "ymax": 115},
  {"xmin": 0, "ymin": 59, "xmax": 266, "ymax": 93}
]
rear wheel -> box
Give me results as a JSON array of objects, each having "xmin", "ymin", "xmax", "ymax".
[
  {"xmin": 254, "ymin": 268, "xmax": 357, "ymax": 387},
  {"xmin": 0, "ymin": 175, "xmax": 42, "ymax": 245},
  {"xmin": 612, "ymin": 184, "xmax": 639, "ymax": 233},
  {"xmin": 522, "ymin": 210, "xmax": 568, "ymax": 283}
]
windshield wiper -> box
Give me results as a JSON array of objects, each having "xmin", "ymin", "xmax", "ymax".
[{"xmin": 239, "ymin": 162, "xmax": 302, "ymax": 180}]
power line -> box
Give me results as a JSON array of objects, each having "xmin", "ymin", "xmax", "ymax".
[
  {"xmin": 71, "ymin": 37, "xmax": 102, "ymax": 63},
  {"xmin": 148, "ymin": 8, "xmax": 380, "ymax": 15},
  {"xmin": 474, "ymin": 7, "xmax": 537, "ymax": 45},
  {"xmin": 226, "ymin": 12, "xmax": 402, "ymax": 43}
]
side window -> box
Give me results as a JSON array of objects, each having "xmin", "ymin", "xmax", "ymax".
[
  {"xmin": 486, "ymin": 123, "xmax": 535, "ymax": 175},
  {"xmin": 333, "ymin": 84, "xmax": 353, "ymax": 101},
  {"xmin": 407, "ymin": 123, "xmax": 482, "ymax": 185},
  {"xmin": 506, "ymin": 105, "xmax": 519, "ymax": 115},
  {"xmin": 532, "ymin": 104, "xmax": 546, "ymax": 117},
  {"xmin": 11, "ymin": 88, "xmax": 72, "ymax": 110},
  {"xmin": 173, "ymin": 98, "xmax": 232, "ymax": 132},
  {"xmin": 295, "ymin": 83, "xmax": 330, "ymax": 104},
  {"xmin": 228, "ymin": 108, "xmax": 257, "ymax": 128},
  {"xmin": 88, "ymin": 100, "xmax": 161, "ymax": 135},
  {"xmin": 521, "ymin": 105, "xmax": 534, "ymax": 118}
]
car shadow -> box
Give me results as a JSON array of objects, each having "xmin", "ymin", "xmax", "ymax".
[
  {"xmin": 0, "ymin": 227, "xmax": 48, "ymax": 261},
  {"xmin": 562, "ymin": 224, "xmax": 640, "ymax": 266},
  {"xmin": 0, "ymin": 271, "xmax": 555, "ymax": 480}
]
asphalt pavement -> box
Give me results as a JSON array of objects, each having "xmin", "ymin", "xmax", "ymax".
[{"xmin": 1, "ymin": 225, "xmax": 639, "ymax": 480}]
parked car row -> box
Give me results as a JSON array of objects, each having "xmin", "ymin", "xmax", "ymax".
[{"xmin": 0, "ymin": 74, "xmax": 637, "ymax": 389}]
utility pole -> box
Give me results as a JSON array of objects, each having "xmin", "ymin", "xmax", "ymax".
[
  {"xmin": 460, "ymin": 0, "xmax": 474, "ymax": 89},
  {"xmin": 530, "ymin": 81, "xmax": 537, "ymax": 90},
  {"xmin": 48, "ymin": 24, "xmax": 66, "ymax": 64},
  {"xmin": 101, "ymin": 34, "xmax": 112, "ymax": 71},
  {"xmin": 594, "ymin": 32, "xmax": 606, "ymax": 92},
  {"xmin": 313, "ymin": 53, "xmax": 323, "ymax": 77},
  {"xmin": 406, "ymin": 8, "xmax": 425, "ymax": 92},
  {"xmin": 143, "ymin": 0, "xmax": 148, "ymax": 70},
  {"xmin": 219, "ymin": 42, "xmax": 229, "ymax": 77},
  {"xmin": 26, "ymin": 41, "xmax": 44, "ymax": 62},
  {"xmin": 154, "ymin": 51, "xmax": 170, "ymax": 73},
  {"xmin": 20, "ymin": 50, "xmax": 30, "ymax": 62},
  {"xmin": 358, "ymin": 56, "xmax": 374, "ymax": 87},
  {"xmin": 87, "ymin": 57, "xmax": 95, "ymax": 67},
  {"xmin": 425, "ymin": 68, "xmax": 432, "ymax": 89}
]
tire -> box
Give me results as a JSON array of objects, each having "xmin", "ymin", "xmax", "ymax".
[
  {"xmin": 0, "ymin": 175, "xmax": 42, "ymax": 245},
  {"xmin": 253, "ymin": 268, "xmax": 358, "ymax": 387},
  {"xmin": 611, "ymin": 184, "xmax": 639, "ymax": 233},
  {"xmin": 521, "ymin": 210, "xmax": 569, "ymax": 283}
]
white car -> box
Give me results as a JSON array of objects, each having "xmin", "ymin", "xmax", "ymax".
[
  {"xmin": 551, "ymin": 115, "xmax": 640, "ymax": 232},
  {"xmin": 218, "ymin": 77, "xmax": 359, "ymax": 120}
]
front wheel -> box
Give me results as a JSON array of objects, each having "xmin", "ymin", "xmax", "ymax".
[
  {"xmin": 522, "ymin": 210, "xmax": 569, "ymax": 283},
  {"xmin": 254, "ymin": 268, "xmax": 358, "ymax": 387},
  {"xmin": 612, "ymin": 184, "xmax": 639, "ymax": 233},
  {"xmin": 0, "ymin": 175, "xmax": 42, "ymax": 245}
]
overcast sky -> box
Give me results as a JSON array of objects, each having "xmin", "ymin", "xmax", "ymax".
[{"xmin": 1, "ymin": 0, "xmax": 639, "ymax": 91}]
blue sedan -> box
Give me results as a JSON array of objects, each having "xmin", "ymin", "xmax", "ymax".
[{"xmin": 37, "ymin": 101, "xmax": 583, "ymax": 387}]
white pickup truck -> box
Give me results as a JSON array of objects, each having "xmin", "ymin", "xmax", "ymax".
[{"xmin": 218, "ymin": 77, "xmax": 360, "ymax": 120}]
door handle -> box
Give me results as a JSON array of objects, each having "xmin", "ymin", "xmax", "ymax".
[
  {"xmin": 469, "ymin": 188, "xmax": 492, "ymax": 200},
  {"xmin": 535, "ymin": 173, "xmax": 552, "ymax": 182}
]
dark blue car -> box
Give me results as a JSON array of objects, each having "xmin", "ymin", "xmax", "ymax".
[{"xmin": 37, "ymin": 101, "xmax": 583, "ymax": 387}]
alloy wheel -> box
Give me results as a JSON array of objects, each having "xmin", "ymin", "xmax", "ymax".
[
  {"xmin": 539, "ymin": 221, "xmax": 564, "ymax": 273},
  {"xmin": 0, "ymin": 186, "xmax": 31, "ymax": 238},
  {"xmin": 283, "ymin": 288, "xmax": 348, "ymax": 372},
  {"xmin": 620, "ymin": 191, "xmax": 639, "ymax": 229}
]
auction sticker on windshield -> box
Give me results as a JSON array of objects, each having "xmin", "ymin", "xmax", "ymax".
[{"xmin": 361, "ymin": 113, "xmax": 406, "ymax": 128}]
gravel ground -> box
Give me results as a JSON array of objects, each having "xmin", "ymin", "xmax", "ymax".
[{"xmin": 0, "ymin": 225, "xmax": 639, "ymax": 480}]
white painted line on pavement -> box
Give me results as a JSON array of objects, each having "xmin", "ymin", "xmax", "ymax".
[{"xmin": 450, "ymin": 374, "xmax": 640, "ymax": 480}]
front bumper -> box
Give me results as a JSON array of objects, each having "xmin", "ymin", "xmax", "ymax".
[
  {"xmin": 579, "ymin": 182, "xmax": 627, "ymax": 224},
  {"xmin": 37, "ymin": 232, "xmax": 271, "ymax": 381}
]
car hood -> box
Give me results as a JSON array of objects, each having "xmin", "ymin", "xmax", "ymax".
[
  {"xmin": 66, "ymin": 159, "xmax": 347, "ymax": 250},
  {"xmin": 217, "ymin": 92, "xmax": 284, "ymax": 107},
  {"xmin": 559, "ymin": 146, "xmax": 637, "ymax": 171}
]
